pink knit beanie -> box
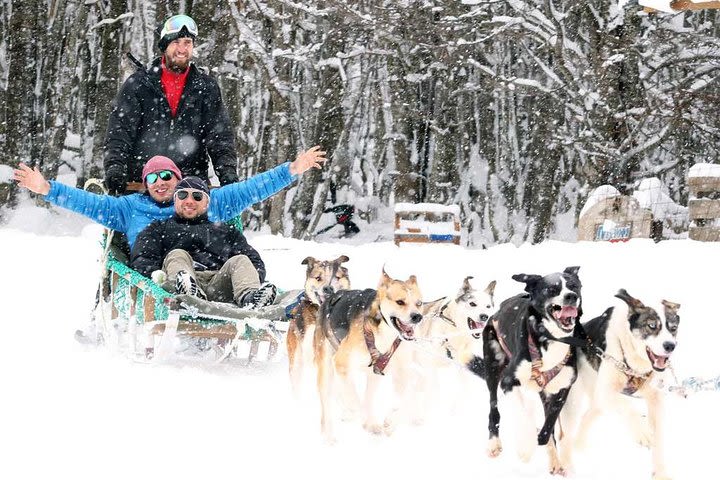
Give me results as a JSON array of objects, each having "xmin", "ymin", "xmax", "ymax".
[{"xmin": 141, "ymin": 156, "xmax": 183, "ymax": 183}]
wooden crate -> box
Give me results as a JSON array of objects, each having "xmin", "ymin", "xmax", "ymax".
[{"xmin": 394, "ymin": 203, "xmax": 461, "ymax": 246}]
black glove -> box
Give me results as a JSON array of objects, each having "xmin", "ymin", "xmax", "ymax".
[
  {"xmin": 105, "ymin": 165, "xmax": 128, "ymax": 195},
  {"xmin": 217, "ymin": 168, "xmax": 239, "ymax": 186}
]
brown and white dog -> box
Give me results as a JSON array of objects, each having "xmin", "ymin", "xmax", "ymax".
[
  {"xmin": 313, "ymin": 269, "xmax": 442, "ymax": 442},
  {"xmin": 412, "ymin": 277, "xmax": 496, "ymax": 417},
  {"xmin": 559, "ymin": 289, "xmax": 681, "ymax": 480},
  {"xmin": 286, "ymin": 255, "xmax": 350, "ymax": 396}
]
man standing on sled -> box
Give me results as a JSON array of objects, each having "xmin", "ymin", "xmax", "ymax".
[
  {"xmin": 103, "ymin": 14, "xmax": 240, "ymax": 194},
  {"xmin": 131, "ymin": 177, "xmax": 277, "ymax": 310}
]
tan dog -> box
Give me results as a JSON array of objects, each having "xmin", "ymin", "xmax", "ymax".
[
  {"xmin": 560, "ymin": 289, "xmax": 681, "ymax": 480},
  {"xmin": 286, "ymin": 255, "xmax": 350, "ymax": 396},
  {"xmin": 313, "ymin": 269, "xmax": 442, "ymax": 443}
]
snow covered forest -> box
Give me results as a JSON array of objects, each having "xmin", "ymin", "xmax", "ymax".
[{"xmin": 0, "ymin": 1, "xmax": 718, "ymax": 245}]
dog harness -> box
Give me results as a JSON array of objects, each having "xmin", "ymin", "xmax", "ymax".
[
  {"xmin": 492, "ymin": 318, "xmax": 572, "ymax": 389},
  {"xmin": 622, "ymin": 374, "xmax": 650, "ymax": 396},
  {"xmin": 363, "ymin": 318, "xmax": 401, "ymax": 376},
  {"xmin": 527, "ymin": 330, "xmax": 572, "ymax": 388}
]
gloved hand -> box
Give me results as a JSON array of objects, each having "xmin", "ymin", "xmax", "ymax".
[
  {"xmin": 217, "ymin": 167, "xmax": 239, "ymax": 186},
  {"xmin": 105, "ymin": 165, "xmax": 127, "ymax": 195}
]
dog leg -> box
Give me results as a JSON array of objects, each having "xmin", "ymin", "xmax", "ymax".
[
  {"xmin": 646, "ymin": 388, "xmax": 670, "ymax": 480},
  {"xmin": 540, "ymin": 389, "xmax": 571, "ymax": 475},
  {"xmin": 511, "ymin": 388, "xmax": 538, "ymax": 463},
  {"xmin": 557, "ymin": 379, "xmax": 587, "ymax": 474},
  {"xmin": 315, "ymin": 340, "xmax": 337, "ymax": 444},
  {"xmin": 362, "ymin": 370, "xmax": 385, "ymax": 435},
  {"xmin": 383, "ymin": 361, "xmax": 415, "ymax": 435},
  {"xmin": 614, "ymin": 394, "xmax": 652, "ymax": 448},
  {"xmin": 484, "ymin": 326, "xmax": 505, "ymax": 458},
  {"xmin": 409, "ymin": 366, "xmax": 430, "ymax": 425},
  {"xmin": 287, "ymin": 325, "xmax": 303, "ymax": 398},
  {"xmin": 336, "ymin": 363, "xmax": 362, "ymax": 422}
]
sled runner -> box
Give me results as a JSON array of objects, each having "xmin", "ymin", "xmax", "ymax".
[{"xmin": 85, "ymin": 180, "xmax": 300, "ymax": 364}]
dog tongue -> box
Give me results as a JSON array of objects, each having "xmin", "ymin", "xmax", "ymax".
[
  {"xmin": 398, "ymin": 321, "xmax": 414, "ymax": 339},
  {"xmin": 652, "ymin": 353, "xmax": 668, "ymax": 369},
  {"xmin": 553, "ymin": 306, "xmax": 578, "ymax": 321}
]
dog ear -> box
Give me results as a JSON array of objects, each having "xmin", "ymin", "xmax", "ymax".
[
  {"xmin": 485, "ymin": 280, "xmax": 497, "ymax": 297},
  {"xmin": 334, "ymin": 255, "xmax": 350, "ymax": 264},
  {"xmin": 422, "ymin": 297, "xmax": 447, "ymax": 316},
  {"xmin": 379, "ymin": 267, "xmax": 392, "ymax": 287},
  {"xmin": 301, "ymin": 256, "xmax": 316, "ymax": 266},
  {"xmin": 661, "ymin": 299, "xmax": 680, "ymax": 313},
  {"xmin": 512, "ymin": 274, "xmax": 542, "ymax": 290},
  {"xmin": 564, "ymin": 266, "xmax": 581, "ymax": 277},
  {"xmin": 615, "ymin": 289, "xmax": 645, "ymax": 310},
  {"xmin": 461, "ymin": 276, "xmax": 474, "ymax": 293}
]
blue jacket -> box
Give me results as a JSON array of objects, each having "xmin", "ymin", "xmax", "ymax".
[{"xmin": 44, "ymin": 163, "xmax": 296, "ymax": 248}]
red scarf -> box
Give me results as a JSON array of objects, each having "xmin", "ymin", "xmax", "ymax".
[{"xmin": 160, "ymin": 58, "xmax": 190, "ymax": 117}]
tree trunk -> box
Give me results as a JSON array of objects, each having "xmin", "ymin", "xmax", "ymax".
[
  {"xmin": 1, "ymin": 0, "xmax": 39, "ymax": 209},
  {"xmin": 91, "ymin": 0, "xmax": 126, "ymax": 170}
]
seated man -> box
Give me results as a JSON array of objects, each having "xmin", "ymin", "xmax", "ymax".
[
  {"xmin": 13, "ymin": 146, "xmax": 326, "ymax": 249},
  {"xmin": 131, "ymin": 177, "xmax": 277, "ymax": 309}
]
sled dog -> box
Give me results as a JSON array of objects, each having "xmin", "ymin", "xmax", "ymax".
[
  {"xmin": 482, "ymin": 266, "xmax": 583, "ymax": 475},
  {"xmin": 286, "ymin": 255, "xmax": 350, "ymax": 396},
  {"xmin": 559, "ymin": 289, "xmax": 681, "ymax": 480},
  {"xmin": 313, "ymin": 269, "xmax": 442, "ymax": 442},
  {"xmin": 412, "ymin": 276, "xmax": 496, "ymax": 415}
]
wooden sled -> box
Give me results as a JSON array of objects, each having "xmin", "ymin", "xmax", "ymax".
[
  {"xmin": 94, "ymin": 241, "xmax": 301, "ymax": 364},
  {"xmin": 85, "ymin": 179, "xmax": 301, "ymax": 364}
]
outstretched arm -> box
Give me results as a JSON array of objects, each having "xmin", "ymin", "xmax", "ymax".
[
  {"xmin": 14, "ymin": 163, "xmax": 130, "ymax": 232},
  {"xmin": 14, "ymin": 164, "xmax": 51, "ymax": 195},
  {"xmin": 209, "ymin": 145, "xmax": 327, "ymax": 222}
]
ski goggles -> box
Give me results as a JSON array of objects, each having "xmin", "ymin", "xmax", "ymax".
[
  {"xmin": 160, "ymin": 15, "xmax": 198, "ymax": 39},
  {"xmin": 175, "ymin": 189, "xmax": 206, "ymax": 202},
  {"xmin": 145, "ymin": 170, "xmax": 175, "ymax": 184}
]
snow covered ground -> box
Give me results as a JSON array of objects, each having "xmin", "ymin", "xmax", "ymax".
[{"xmin": 1, "ymin": 205, "xmax": 718, "ymax": 480}]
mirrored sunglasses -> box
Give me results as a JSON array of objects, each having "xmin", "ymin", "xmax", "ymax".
[
  {"xmin": 175, "ymin": 189, "xmax": 205, "ymax": 202},
  {"xmin": 161, "ymin": 15, "xmax": 198, "ymax": 39},
  {"xmin": 145, "ymin": 170, "xmax": 175, "ymax": 184}
]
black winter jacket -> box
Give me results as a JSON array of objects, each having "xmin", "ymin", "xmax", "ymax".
[
  {"xmin": 130, "ymin": 214, "xmax": 265, "ymax": 281},
  {"xmin": 103, "ymin": 58, "xmax": 239, "ymax": 186}
]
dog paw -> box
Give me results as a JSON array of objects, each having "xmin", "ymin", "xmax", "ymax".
[
  {"xmin": 363, "ymin": 421, "xmax": 385, "ymax": 436},
  {"xmin": 549, "ymin": 464, "xmax": 568, "ymax": 477},
  {"xmin": 321, "ymin": 432, "xmax": 338, "ymax": 446},
  {"xmin": 487, "ymin": 437, "xmax": 503, "ymax": 458},
  {"xmin": 410, "ymin": 416, "xmax": 426, "ymax": 427},
  {"xmin": 632, "ymin": 423, "xmax": 654, "ymax": 448},
  {"xmin": 652, "ymin": 472, "xmax": 671, "ymax": 480},
  {"xmin": 340, "ymin": 408, "xmax": 359, "ymax": 423},
  {"xmin": 383, "ymin": 419, "xmax": 397, "ymax": 436},
  {"xmin": 500, "ymin": 375, "xmax": 520, "ymax": 393}
]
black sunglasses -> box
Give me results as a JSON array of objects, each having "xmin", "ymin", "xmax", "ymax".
[
  {"xmin": 145, "ymin": 170, "xmax": 175, "ymax": 184},
  {"xmin": 175, "ymin": 189, "xmax": 205, "ymax": 201}
]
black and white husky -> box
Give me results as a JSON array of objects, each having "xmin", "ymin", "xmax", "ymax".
[
  {"xmin": 559, "ymin": 289, "xmax": 681, "ymax": 480},
  {"xmin": 482, "ymin": 266, "xmax": 583, "ymax": 475}
]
